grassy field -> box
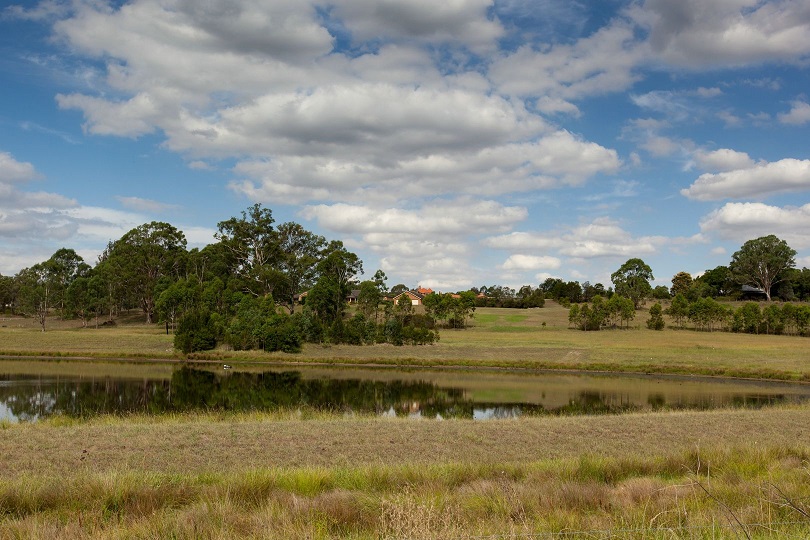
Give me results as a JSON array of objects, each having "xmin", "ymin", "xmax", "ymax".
[
  {"xmin": 3, "ymin": 408, "xmax": 810, "ymax": 538},
  {"xmin": 3, "ymin": 304, "xmax": 810, "ymax": 537},
  {"xmin": 2, "ymin": 301, "xmax": 808, "ymax": 381}
]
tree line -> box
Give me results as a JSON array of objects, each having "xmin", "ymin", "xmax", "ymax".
[
  {"xmin": 565, "ymin": 235, "xmax": 810, "ymax": 335},
  {"xmin": 1, "ymin": 221, "xmax": 808, "ymax": 346},
  {"xmin": 0, "ymin": 204, "xmax": 442, "ymax": 351}
]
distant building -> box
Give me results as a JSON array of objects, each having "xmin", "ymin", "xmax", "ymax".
[{"xmin": 391, "ymin": 290, "xmax": 426, "ymax": 306}]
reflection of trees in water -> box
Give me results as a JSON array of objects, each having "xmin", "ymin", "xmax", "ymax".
[
  {"xmin": 0, "ymin": 369, "xmax": 804, "ymax": 421},
  {"xmin": 0, "ymin": 376, "xmax": 171, "ymax": 421}
]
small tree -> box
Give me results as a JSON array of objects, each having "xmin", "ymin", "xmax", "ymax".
[
  {"xmin": 646, "ymin": 303, "xmax": 665, "ymax": 330},
  {"xmin": 666, "ymin": 294, "xmax": 690, "ymax": 329}
]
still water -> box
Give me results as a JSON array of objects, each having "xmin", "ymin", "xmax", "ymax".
[{"xmin": 2, "ymin": 361, "xmax": 810, "ymax": 422}]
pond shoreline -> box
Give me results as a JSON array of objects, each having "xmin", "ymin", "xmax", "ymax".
[{"xmin": 2, "ymin": 353, "xmax": 810, "ymax": 386}]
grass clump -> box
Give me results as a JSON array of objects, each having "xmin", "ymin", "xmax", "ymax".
[{"xmin": 2, "ymin": 447, "xmax": 810, "ymax": 538}]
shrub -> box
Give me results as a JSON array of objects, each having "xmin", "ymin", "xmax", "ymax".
[
  {"xmin": 174, "ymin": 309, "xmax": 218, "ymax": 353},
  {"xmin": 646, "ymin": 303, "xmax": 665, "ymax": 330}
]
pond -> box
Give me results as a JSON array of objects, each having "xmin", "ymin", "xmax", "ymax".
[{"xmin": 2, "ymin": 360, "xmax": 810, "ymax": 422}]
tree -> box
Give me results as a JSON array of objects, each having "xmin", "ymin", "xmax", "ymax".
[
  {"xmin": 275, "ymin": 222, "xmax": 326, "ymax": 313},
  {"xmin": 14, "ymin": 264, "xmax": 53, "ymax": 331},
  {"xmin": 729, "ymin": 235, "xmax": 796, "ymax": 301},
  {"xmin": 65, "ymin": 274, "xmax": 105, "ymax": 328},
  {"xmin": 215, "ymin": 204, "xmax": 281, "ymax": 297},
  {"xmin": 611, "ymin": 258, "xmax": 654, "ymax": 309},
  {"xmin": 0, "ymin": 273, "xmax": 13, "ymax": 314},
  {"xmin": 103, "ymin": 222, "xmax": 188, "ymax": 323},
  {"xmin": 652, "ymin": 285, "xmax": 671, "ymax": 300},
  {"xmin": 44, "ymin": 248, "xmax": 90, "ymax": 315},
  {"xmin": 646, "ymin": 303, "xmax": 665, "ymax": 330},
  {"xmin": 357, "ymin": 280, "xmax": 382, "ymax": 319},
  {"xmin": 670, "ymin": 272, "xmax": 693, "ymax": 297},
  {"xmin": 697, "ymin": 265, "xmax": 735, "ymax": 298},
  {"xmin": 307, "ymin": 241, "xmax": 363, "ymax": 325},
  {"xmin": 390, "ymin": 283, "xmax": 409, "ymax": 295},
  {"xmin": 666, "ymin": 294, "xmax": 690, "ymax": 329}
]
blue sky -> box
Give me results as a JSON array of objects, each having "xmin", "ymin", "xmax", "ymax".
[{"xmin": 1, "ymin": 0, "xmax": 809, "ymax": 291}]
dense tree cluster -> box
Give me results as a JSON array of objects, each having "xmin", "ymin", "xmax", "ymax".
[
  {"xmin": 1, "ymin": 205, "xmax": 438, "ymax": 351},
  {"xmin": 567, "ymin": 295, "xmax": 635, "ymax": 331},
  {"xmin": 470, "ymin": 284, "xmax": 546, "ymax": 308}
]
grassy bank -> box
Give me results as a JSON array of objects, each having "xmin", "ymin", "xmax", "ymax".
[
  {"xmin": 2, "ymin": 409, "xmax": 810, "ymax": 538},
  {"xmin": 2, "ymin": 302, "xmax": 809, "ymax": 381}
]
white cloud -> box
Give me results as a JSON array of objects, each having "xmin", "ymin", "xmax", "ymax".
[
  {"xmin": 0, "ymin": 152, "xmax": 41, "ymax": 183},
  {"xmin": 301, "ymin": 199, "xmax": 528, "ymax": 289},
  {"xmin": 716, "ymin": 110, "xmax": 742, "ymax": 127},
  {"xmin": 778, "ymin": 101, "xmax": 810, "ymax": 125},
  {"xmin": 682, "ymin": 158, "xmax": 810, "ymax": 200},
  {"xmin": 560, "ymin": 218, "xmax": 664, "ymax": 258},
  {"xmin": 632, "ymin": 0, "xmax": 810, "ymax": 68},
  {"xmin": 116, "ymin": 196, "xmax": 179, "ymax": 213},
  {"xmin": 484, "ymin": 217, "xmax": 665, "ymax": 260},
  {"xmin": 692, "ymin": 148, "xmax": 755, "ymax": 173},
  {"xmin": 501, "ymin": 254, "xmax": 561, "ymax": 271},
  {"xmin": 187, "ymin": 161, "xmax": 213, "ymax": 171},
  {"xmin": 490, "ymin": 22, "xmax": 646, "ymax": 100},
  {"xmin": 481, "ymin": 231, "xmax": 565, "ymax": 251},
  {"xmin": 696, "ymin": 87, "xmax": 722, "ymax": 98},
  {"xmin": 699, "ymin": 202, "xmax": 810, "ymax": 249}
]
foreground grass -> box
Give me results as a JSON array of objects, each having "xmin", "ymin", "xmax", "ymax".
[
  {"xmin": 2, "ymin": 302, "xmax": 810, "ymax": 381},
  {"xmin": 2, "ymin": 409, "xmax": 810, "ymax": 538}
]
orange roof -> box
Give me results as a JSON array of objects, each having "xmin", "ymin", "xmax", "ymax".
[{"xmin": 416, "ymin": 286, "xmax": 434, "ymax": 295}]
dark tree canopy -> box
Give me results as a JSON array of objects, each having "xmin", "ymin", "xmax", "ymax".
[{"xmin": 729, "ymin": 235, "xmax": 796, "ymax": 301}]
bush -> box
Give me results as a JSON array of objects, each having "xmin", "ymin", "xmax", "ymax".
[
  {"xmin": 262, "ymin": 315, "xmax": 301, "ymax": 353},
  {"xmin": 174, "ymin": 309, "xmax": 218, "ymax": 353},
  {"xmin": 646, "ymin": 303, "xmax": 665, "ymax": 330}
]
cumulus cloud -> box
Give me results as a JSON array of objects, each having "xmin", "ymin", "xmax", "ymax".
[
  {"xmin": 484, "ymin": 217, "xmax": 665, "ymax": 260},
  {"xmin": 0, "ymin": 152, "xmax": 41, "ymax": 183},
  {"xmin": 699, "ymin": 202, "xmax": 810, "ymax": 249},
  {"xmin": 301, "ymin": 199, "xmax": 527, "ymax": 289},
  {"xmin": 682, "ymin": 158, "xmax": 810, "ymax": 200},
  {"xmin": 501, "ymin": 254, "xmax": 561, "ymax": 271},
  {"xmin": 490, "ymin": 22, "xmax": 647, "ymax": 100},
  {"xmin": 632, "ymin": 0, "xmax": 810, "ymax": 68},
  {"xmin": 778, "ymin": 101, "xmax": 810, "ymax": 125},
  {"xmin": 692, "ymin": 148, "xmax": 755, "ymax": 173}
]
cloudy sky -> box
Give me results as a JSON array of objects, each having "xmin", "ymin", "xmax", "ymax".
[{"xmin": 1, "ymin": 0, "xmax": 809, "ymax": 290}]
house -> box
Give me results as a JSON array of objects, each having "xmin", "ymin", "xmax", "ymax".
[
  {"xmin": 346, "ymin": 289, "xmax": 361, "ymax": 304},
  {"xmin": 391, "ymin": 290, "xmax": 426, "ymax": 306}
]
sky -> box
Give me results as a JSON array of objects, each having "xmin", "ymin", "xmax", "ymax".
[{"xmin": 1, "ymin": 0, "xmax": 809, "ymax": 292}]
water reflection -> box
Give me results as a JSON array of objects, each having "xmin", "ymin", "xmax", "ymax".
[{"xmin": 1, "ymin": 365, "xmax": 809, "ymax": 422}]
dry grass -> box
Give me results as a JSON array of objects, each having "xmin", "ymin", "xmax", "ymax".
[
  {"xmin": 3, "ymin": 405, "xmax": 810, "ymax": 479},
  {"xmin": 1, "ymin": 442, "xmax": 810, "ymax": 538}
]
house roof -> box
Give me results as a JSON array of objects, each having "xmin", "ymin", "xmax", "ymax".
[{"xmin": 392, "ymin": 290, "xmax": 424, "ymax": 302}]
